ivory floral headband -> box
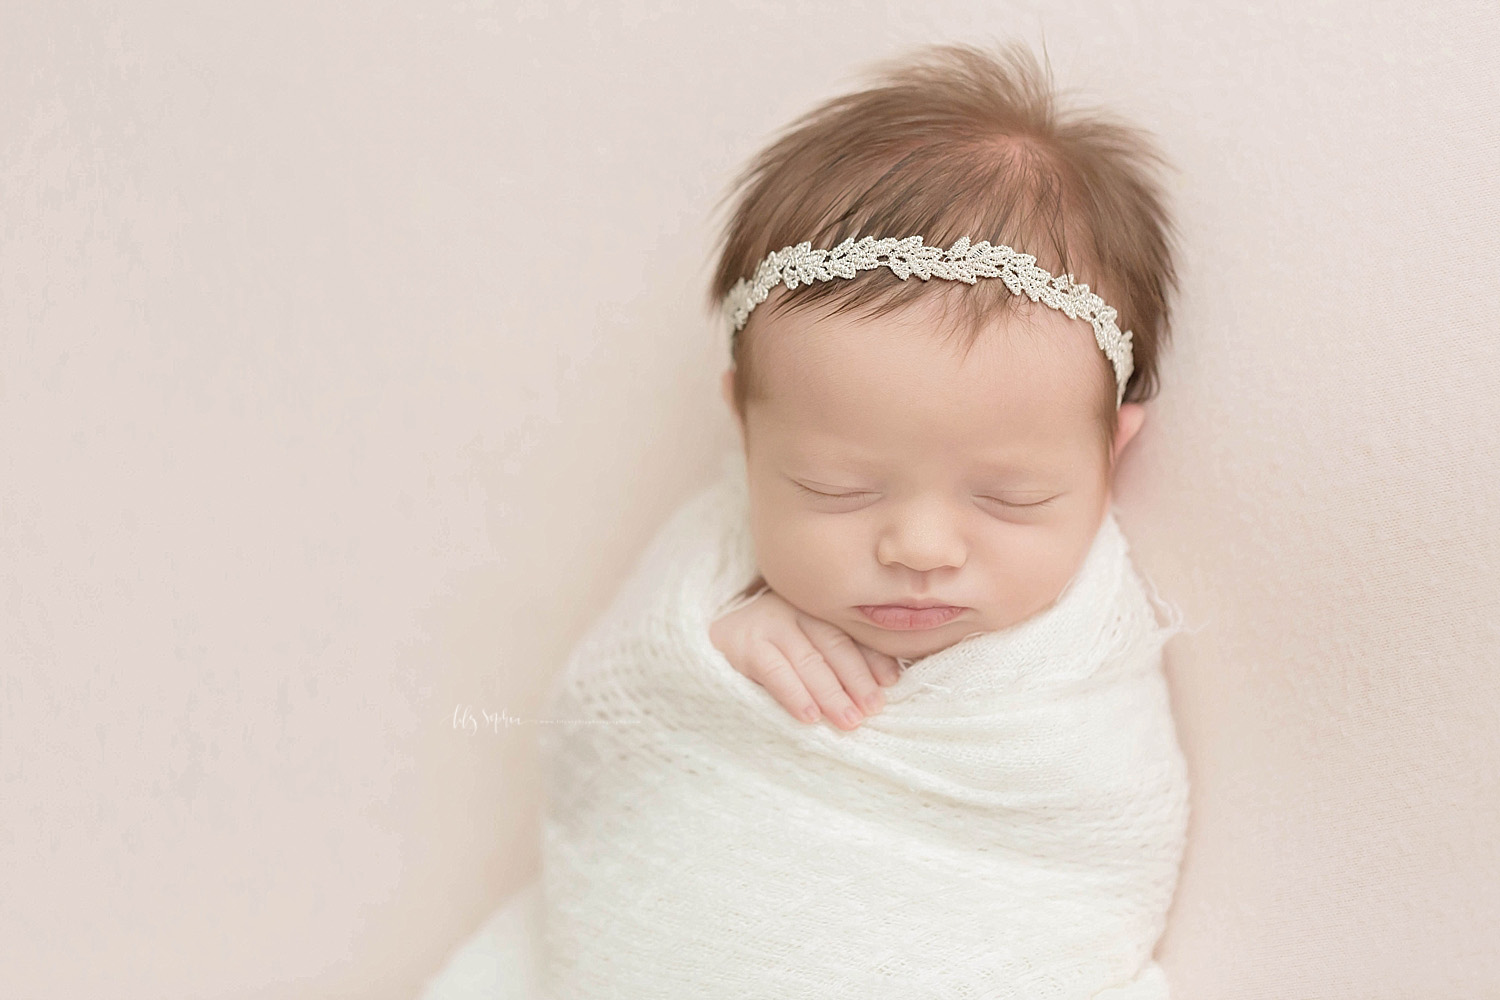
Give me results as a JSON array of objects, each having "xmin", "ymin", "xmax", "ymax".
[{"xmin": 722, "ymin": 235, "xmax": 1135, "ymax": 409}]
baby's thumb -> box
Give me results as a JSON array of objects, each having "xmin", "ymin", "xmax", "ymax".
[{"xmin": 859, "ymin": 644, "xmax": 904, "ymax": 686}]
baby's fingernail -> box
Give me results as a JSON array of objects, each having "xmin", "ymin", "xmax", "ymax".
[
  {"xmin": 862, "ymin": 693, "xmax": 883, "ymax": 714},
  {"xmin": 802, "ymin": 705, "xmax": 821, "ymax": 723},
  {"xmin": 842, "ymin": 707, "xmax": 862, "ymax": 727}
]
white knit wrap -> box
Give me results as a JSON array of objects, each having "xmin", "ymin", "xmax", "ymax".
[{"xmin": 536, "ymin": 451, "xmax": 1191, "ymax": 999}]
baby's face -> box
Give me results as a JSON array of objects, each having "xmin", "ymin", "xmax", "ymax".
[{"xmin": 724, "ymin": 292, "xmax": 1142, "ymax": 662}]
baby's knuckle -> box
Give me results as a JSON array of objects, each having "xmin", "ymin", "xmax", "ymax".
[
  {"xmin": 818, "ymin": 628, "xmax": 858, "ymax": 651},
  {"xmin": 790, "ymin": 649, "xmax": 829, "ymax": 674},
  {"xmin": 757, "ymin": 656, "xmax": 796, "ymax": 682}
]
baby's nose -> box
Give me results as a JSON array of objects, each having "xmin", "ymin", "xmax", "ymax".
[{"xmin": 875, "ymin": 505, "xmax": 967, "ymax": 572}]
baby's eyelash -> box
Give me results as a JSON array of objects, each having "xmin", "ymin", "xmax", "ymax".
[
  {"xmin": 794, "ymin": 483, "xmax": 1056, "ymax": 508},
  {"xmin": 986, "ymin": 496, "xmax": 1057, "ymax": 509},
  {"xmin": 795, "ymin": 483, "xmax": 865, "ymax": 500}
]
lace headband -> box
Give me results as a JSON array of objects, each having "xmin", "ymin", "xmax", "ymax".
[{"xmin": 722, "ymin": 235, "xmax": 1134, "ymax": 409}]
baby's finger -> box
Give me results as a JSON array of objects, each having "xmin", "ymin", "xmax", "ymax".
[
  {"xmin": 770, "ymin": 629, "xmax": 866, "ymax": 731},
  {"xmin": 860, "ymin": 644, "xmax": 903, "ymax": 687},
  {"xmin": 796, "ymin": 618, "xmax": 886, "ymax": 719},
  {"xmin": 743, "ymin": 643, "xmax": 823, "ymax": 724}
]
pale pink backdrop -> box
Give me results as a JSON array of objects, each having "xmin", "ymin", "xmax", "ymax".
[{"xmin": 2, "ymin": 2, "xmax": 1496, "ymax": 998}]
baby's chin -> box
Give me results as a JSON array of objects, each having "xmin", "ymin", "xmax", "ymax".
[{"xmin": 843, "ymin": 614, "xmax": 985, "ymax": 664}]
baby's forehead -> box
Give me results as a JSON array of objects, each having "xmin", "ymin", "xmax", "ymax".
[
  {"xmin": 755, "ymin": 324, "xmax": 1104, "ymax": 412},
  {"xmin": 743, "ymin": 294, "xmax": 1113, "ymax": 449},
  {"xmin": 758, "ymin": 292, "xmax": 1096, "ymax": 368},
  {"xmin": 766, "ymin": 397, "xmax": 1090, "ymax": 473}
]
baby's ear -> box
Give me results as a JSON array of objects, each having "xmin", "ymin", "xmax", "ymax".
[
  {"xmin": 720, "ymin": 368, "xmax": 748, "ymax": 448},
  {"xmin": 720, "ymin": 368, "xmax": 747, "ymax": 430},
  {"xmin": 1112, "ymin": 403, "xmax": 1146, "ymax": 464},
  {"xmin": 719, "ymin": 368, "xmax": 736, "ymax": 412}
]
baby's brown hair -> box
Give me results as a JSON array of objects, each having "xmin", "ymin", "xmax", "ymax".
[{"xmin": 707, "ymin": 41, "xmax": 1181, "ymax": 459}]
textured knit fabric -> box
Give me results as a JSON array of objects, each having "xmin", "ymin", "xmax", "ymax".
[{"xmin": 535, "ymin": 450, "xmax": 1191, "ymax": 998}]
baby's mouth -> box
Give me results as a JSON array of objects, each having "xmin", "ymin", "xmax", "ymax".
[{"xmin": 856, "ymin": 604, "xmax": 967, "ymax": 630}]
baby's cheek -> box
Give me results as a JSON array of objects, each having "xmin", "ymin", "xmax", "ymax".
[{"xmin": 757, "ymin": 516, "xmax": 857, "ymax": 600}]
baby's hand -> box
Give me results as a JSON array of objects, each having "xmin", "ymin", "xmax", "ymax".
[{"xmin": 709, "ymin": 585, "xmax": 903, "ymax": 730}]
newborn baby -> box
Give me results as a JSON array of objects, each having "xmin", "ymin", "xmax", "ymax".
[
  {"xmin": 708, "ymin": 281, "xmax": 1146, "ymax": 733},
  {"xmin": 535, "ymin": 41, "xmax": 1190, "ymax": 1000}
]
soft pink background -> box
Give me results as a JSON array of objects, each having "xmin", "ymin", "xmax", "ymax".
[{"xmin": 3, "ymin": 3, "xmax": 1496, "ymax": 998}]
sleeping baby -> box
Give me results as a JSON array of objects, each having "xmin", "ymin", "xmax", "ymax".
[{"xmin": 535, "ymin": 40, "xmax": 1191, "ymax": 999}]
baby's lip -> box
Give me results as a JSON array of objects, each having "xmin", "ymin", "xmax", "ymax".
[
  {"xmin": 856, "ymin": 604, "xmax": 967, "ymax": 631},
  {"xmin": 866, "ymin": 599, "xmax": 965, "ymax": 609}
]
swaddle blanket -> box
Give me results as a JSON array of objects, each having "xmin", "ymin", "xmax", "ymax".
[{"xmin": 536, "ymin": 451, "xmax": 1190, "ymax": 999}]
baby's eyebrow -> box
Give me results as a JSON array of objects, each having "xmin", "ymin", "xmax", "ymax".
[
  {"xmin": 972, "ymin": 464, "xmax": 1056, "ymax": 484},
  {"xmin": 785, "ymin": 460, "xmax": 1056, "ymax": 486},
  {"xmin": 783, "ymin": 440, "xmax": 1058, "ymax": 478}
]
